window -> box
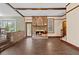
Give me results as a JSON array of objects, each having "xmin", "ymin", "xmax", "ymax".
[
  {"xmin": 0, "ymin": 20, "xmax": 16, "ymax": 32},
  {"xmin": 48, "ymin": 18, "xmax": 54, "ymax": 33}
]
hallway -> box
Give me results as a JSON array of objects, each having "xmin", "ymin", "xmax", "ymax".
[{"xmin": 1, "ymin": 37, "xmax": 79, "ymax": 55}]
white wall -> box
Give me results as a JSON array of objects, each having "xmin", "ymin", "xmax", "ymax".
[
  {"xmin": 0, "ymin": 3, "xmax": 26, "ymax": 32},
  {"xmin": 24, "ymin": 17, "xmax": 65, "ymax": 36},
  {"xmin": 62, "ymin": 4, "xmax": 79, "ymax": 47},
  {"xmin": 24, "ymin": 17, "xmax": 32, "ymax": 22},
  {"xmin": 48, "ymin": 19, "xmax": 63, "ymax": 36},
  {"xmin": 48, "ymin": 17, "xmax": 64, "ymax": 36},
  {"xmin": 67, "ymin": 6, "xmax": 79, "ymax": 47},
  {"xmin": 16, "ymin": 17, "xmax": 26, "ymax": 32},
  {"xmin": 54, "ymin": 20, "xmax": 63, "ymax": 36},
  {"xmin": 0, "ymin": 16, "xmax": 26, "ymax": 32}
]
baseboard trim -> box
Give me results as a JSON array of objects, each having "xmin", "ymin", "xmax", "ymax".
[{"xmin": 60, "ymin": 39, "xmax": 79, "ymax": 50}]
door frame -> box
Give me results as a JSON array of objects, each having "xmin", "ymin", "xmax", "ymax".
[{"xmin": 26, "ymin": 22, "xmax": 32, "ymax": 37}]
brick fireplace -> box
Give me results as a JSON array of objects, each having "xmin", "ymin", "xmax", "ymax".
[{"xmin": 32, "ymin": 16, "xmax": 48, "ymax": 38}]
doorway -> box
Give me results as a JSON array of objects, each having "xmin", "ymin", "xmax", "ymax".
[
  {"xmin": 62, "ymin": 21, "xmax": 66, "ymax": 37},
  {"xmin": 26, "ymin": 22, "xmax": 32, "ymax": 37}
]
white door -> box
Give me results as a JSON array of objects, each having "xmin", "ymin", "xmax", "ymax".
[{"xmin": 26, "ymin": 23, "xmax": 32, "ymax": 36}]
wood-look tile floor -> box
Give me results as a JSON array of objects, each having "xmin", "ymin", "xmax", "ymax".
[{"xmin": 1, "ymin": 37, "xmax": 79, "ymax": 55}]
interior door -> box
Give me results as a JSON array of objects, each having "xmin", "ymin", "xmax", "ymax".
[
  {"xmin": 62, "ymin": 21, "xmax": 66, "ymax": 37},
  {"xmin": 26, "ymin": 23, "xmax": 32, "ymax": 37}
]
